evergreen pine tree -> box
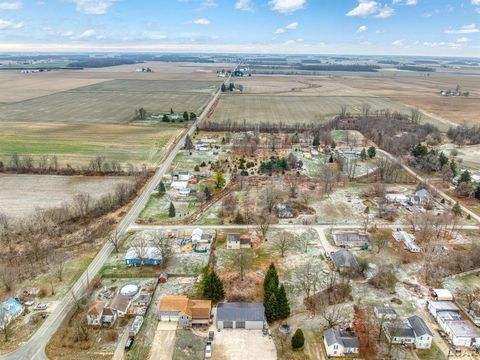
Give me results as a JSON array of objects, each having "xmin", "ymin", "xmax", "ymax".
[
  {"xmin": 157, "ymin": 181, "xmax": 166, "ymax": 194},
  {"xmin": 291, "ymin": 329, "xmax": 305, "ymax": 349},
  {"xmin": 276, "ymin": 284, "xmax": 291, "ymax": 319},
  {"xmin": 183, "ymin": 111, "xmax": 189, "ymax": 121},
  {"xmin": 184, "ymin": 134, "xmax": 194, "ymax": 150},
  {"xmin": 265, "ymin": 292, "xmax": 277, "ymax": 323},
  {"xmin": 312, "ymin": 135, "xmax": 320, "ymax": 147},
  {"xmin": 367, "ymin": 146, "xmax": 377, "ymax": 159},
  {"xmin": 204, "ymin": 187, "xmax": 212, "ymax": 201},
  {"xmin": 203, "ymin": 270, "xmax": 225, "ymax": 301},
  {"xmin": 168, "ymin": 202, "xmax": 176, "ymax": 217}
]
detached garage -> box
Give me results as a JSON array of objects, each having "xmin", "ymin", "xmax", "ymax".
[{"xmin": 216, "ymin": 302, "xmax": 265, "ymax": 330}]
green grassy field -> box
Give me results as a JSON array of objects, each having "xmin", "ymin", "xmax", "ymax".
[
  {"xmin": 0, "ymin": 121, "xmax": 183, "ymax": 166},
  {"xmin": 210, "ymin": 94, "xmax": 436, "ymax": 127},
  {"xmin": 0, "ymin": 79, "xmax": 218, "ymax": 124}
]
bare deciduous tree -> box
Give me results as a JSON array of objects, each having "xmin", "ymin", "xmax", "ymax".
[{"xmin": 270, "ymin": 231, "xmax": 295, "ymax": 257}]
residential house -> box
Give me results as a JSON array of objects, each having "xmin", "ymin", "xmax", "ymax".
[
  {"xmin": 158, "ymin": 295, "xmax": 211, "ymax": 327},
  {"xmin": 109, "ymin": 293, "xmax": 132, "ymax": 318},
  {"xmin": 173, "ymin": 171, "xmax": 192, "ymax": 181},
  {"xmin": 374, "ymin": 306, "xmax": 398, "ymax": 321},
  {"xmin": 276, "ymin": 204, "xmax": 294, "ymax": 218},
  {"xmin": 383, "ymin": 316, "xmax": 433, "ymax": 349},
  {"xmin": 191, "ymin": 228, "xmax": 214, "ymax": 252},
  {"xmin": 392, "ymin": 230, "xmax": 421, "ymax": 253},
  {"xmin": 0, "ymin": 298, "xmax": 24, "ymax": 329},
  {"xmin": 331, "ymin": 250, "xmax": 360, "ymax": 274},
  {"xmin": 124, "ymin": 247, "xmax": 162, "ymax": 266},
  {"xmin": 323, "ymin": 328, "xmax": 360, "ymax": 357},
  {"xmin": 412, "ymin": 189, "xmax": 432, "ymax": 206},
  {"xmin": 86, "ymin": 301, "xmax": 117, "ymax": 327},
  {"xmin": 333, "ymin": 231, "xmax": 370, "ymax": 248},
  {"xmin": 226, "ymin": 233, "xmax": 252, "ymax": 250},
  {"xmin": 216, "ymin": 302, "xmax": 265, "ymax": 330},
  {"xmin": 427, "ymin": 301, "xmax": 460, "ymax": 319},
  {"xmin": 87, "ymin": 301, "xmax": 106, "ymax": 326}
]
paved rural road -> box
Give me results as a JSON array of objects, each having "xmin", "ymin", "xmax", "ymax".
[
  {"xmin": 129, "ymin": 223, "xmax": 479, "ymax": 231},
  {"xmin": 0, "ymin": 67, "xmax": 238, "ymax": 360}
]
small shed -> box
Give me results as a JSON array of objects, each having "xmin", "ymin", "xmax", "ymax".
[{"xmin": 431, "ymin": 289, "xmax": 454, "ymax": 301}]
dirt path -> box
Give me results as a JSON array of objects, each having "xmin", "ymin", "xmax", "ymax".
[
  {"xmin": 112, "ymin": 320, "xmax": 132, "ymax": 360},
  {"xmin": 149, "ymin": 322, "xmax": 177, "ymax": 360}
]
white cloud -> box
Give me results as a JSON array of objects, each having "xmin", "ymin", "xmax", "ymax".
[
  {"xmin": 375, "ymin": 5, "xmax": 394, "ymax": 18},
  {"xmin": 0, "ymin": 1, "xmax": 22, "ymax": 10},
  {"xmin": 0, "ymin": 18, "xmax": 23, "ymax": 29},
  {"xmin": 392, "ymin": 0, "xmax": 417, "ymax": 5},
  {"xmin": 269, "ymin": 0, "xmax": 306, "ymax": 14},
  {"xmin": 357, "ymin": 25, "xmax": 367, "ymax": 33},
  {"xmin": 275, "ymin": 28, "xmax": 285, "ymax": 34},
  {"xmin": 456, "ymin": 37, "xmax": 471, "ymax": 43},
  {"xmin": 69, "ymin": 0, "xmax": 115, "ymax": 15},
  {"xmin": 445, "ymin": 24, "xmax": 479, "ymax": 34},
  {"xmin": 347, "ymin": 1, "xmax": 394, "ymax": 18},
  {"xmin": 472, "ymin": 0, "xmax": 480, "ymax": 5},
  {"xmin": 347, "ymin": 0, "xmax": 378, "ymax": 17},
  {"xmin": 285, "ymin": 21, "xmax": 299, "ymax": 29},
  {"xmin": 235, "ymin": 0, "xmax": 253, "ymax": 11},
  {"xmin": 392, "ymin": 39, "xmax": 404, "ymax": 46},
  {"xmin": 192, "ymin": 18, "xmax": 210, "ymax": 25}
]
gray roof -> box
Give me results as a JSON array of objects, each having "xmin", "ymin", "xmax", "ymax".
[
  {"xmin": 216, "ymin": 302, "xmax": 265, "ymax": 322},
  {"xmin": 384, "ymin": 321, "xmax": 415, "ymax": 339},
  {"xmin": 331, "ymin": 250, "xmax": 359, "ymax": 272},
  {"xmin": 415, "ymin": 189, "xmax": 430, "ymax": 199},
  {"xmin": 324, "ymin": 328, "xmax": 359, "ymax": 348},
  {"xmin": 227, "ymin": 234, "xmax": 240, "ymax": 242},
  {"xmin": 375, "ymin": 306, "xmax": 397, "ymax": 316},
  {"xmin": 408, "ymin": 316, "xmax": 432, "ymax": 337}
]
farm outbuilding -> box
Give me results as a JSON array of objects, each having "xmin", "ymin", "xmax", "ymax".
[
  {"xmin": 124, "ymin": 247, "xmax": 162, "ymax": 266},
  {"xmin": 216, "ymin": 302, "xmax": 265, "ymax": 330},
  {"xmin": 333, "ymin": 231, "xmax": 369, "ymax": 248}
]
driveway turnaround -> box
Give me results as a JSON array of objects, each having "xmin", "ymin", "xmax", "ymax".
[
  {"xmin": 212, "ymin": 329, "xmax": 276, "ymax": 360},
  {"xmin": 149, "ymin": 322, "xmax": 177, "ymax": 360}
]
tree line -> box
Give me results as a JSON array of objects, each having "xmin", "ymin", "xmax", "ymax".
[
  {"xmin": 0, "ymin": 170, "xmax": 150, "ymax": 294},
  {"xmin": 0, "ymin": 153, "xmax": 150, "ymax": 176}
]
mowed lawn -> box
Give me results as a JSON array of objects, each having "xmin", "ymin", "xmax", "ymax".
[
  {"xmin": 0, "ymin": 79, "xmax": 219, "ymax": 124},
  {"xmin": 210, "ymin": 94, "xmax": 433, "ymax": 126},
  {"xmin": 0, "ymin": 122, "xmax": 183, "ymax": 167}
]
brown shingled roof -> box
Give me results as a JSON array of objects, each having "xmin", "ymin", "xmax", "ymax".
[{"xmin": 158, "ymin": 295, "xmax": 211, "ymax": 319}]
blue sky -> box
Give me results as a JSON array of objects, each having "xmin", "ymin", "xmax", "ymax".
[{"xmin": 0, "ymin": 0, "xmax": 478, "ymax": 56}]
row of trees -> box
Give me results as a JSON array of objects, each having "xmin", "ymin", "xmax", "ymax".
[
  {"xmin": 0, "ymin": 153, "xmax": 145, "ymax": 176},
  {"xmin": 447, "ymin": 125, "xmax": 480, "ymax": 146}
]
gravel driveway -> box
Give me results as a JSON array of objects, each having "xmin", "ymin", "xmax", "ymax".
[
  {"xmin": 211, "ymin": 329, "xmax": 276, "ymax": 360},
  {"xmin": 149, "ymin": 322, "xmax": 177, "ymax": 360}
]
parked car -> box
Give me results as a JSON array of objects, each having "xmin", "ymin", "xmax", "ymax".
[
  {"xmin": 24, "ymin": 301, "xmax": 34, "ymax": 307},
  {"xmin": 125, "ymin": 337, "xmax": 134, "ymax": 351},
  {"xmin": 34, "ymin": 303, "xmax": 48, "ymax": 311},
  {"xmin": 437, "ymin": 329, "xmax": 446, "ymax": 338},
  {"xmin": 208, "ymin": 331, "xmax": 214, "ymax": 341},
  {"xmin": 205, "ymin": 342, "xmax": 212, "ymax": 359}
]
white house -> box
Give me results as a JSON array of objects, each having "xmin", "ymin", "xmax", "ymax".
[
  {"xmin": 385, "ymin": 193, "xmax": 409, "ymax": 204},
  {"xmin": 426, "ymin": 301, "xmax": 460, "ymax": 319},
  {"xmin": 383, "ymin": 316, "xmax": 433, "ymax": 349},
  {"xmin": 412, "ymin": 189, "xmax": 432, "ymax": 205},
  {"xmin": 323, "ymin": 328, "xmax": 360, "ymax": 357},
  {"xmin": 392, "ymin": 230, "xmax": 421, "ymax": 252},
  {"xmin": 226, "ymin": 233, "xmax": 252, "ymax": 250},
  {"xmin": 170, "ymin": 181, "xmax": 189, "ymax": 190}
]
